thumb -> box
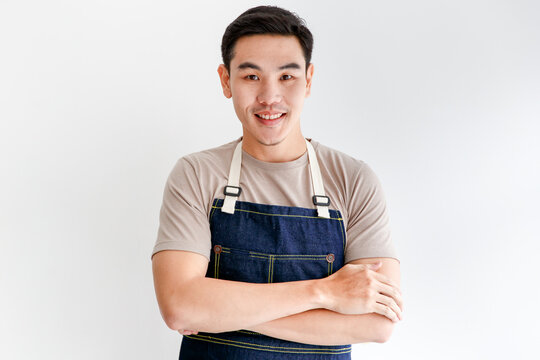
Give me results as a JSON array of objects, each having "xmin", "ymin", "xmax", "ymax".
[{"xmin": 367, "ymin": 261, "xmax": 382, "ymax": 270}]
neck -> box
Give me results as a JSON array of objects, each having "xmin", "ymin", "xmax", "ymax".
[{"xmin": 241, "ymin": 131, "xmax": 307, "ymax": 163}]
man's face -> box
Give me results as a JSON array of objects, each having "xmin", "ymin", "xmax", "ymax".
[{"xmin": 218, "ymin": 34, "xmax": 314, "ymax": 148}]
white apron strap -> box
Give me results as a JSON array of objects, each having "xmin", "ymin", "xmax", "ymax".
[
  {"xmin": 221, "ymin": 141, "xmax": 243, "ymax": 214},
  {"xmin": 305, "ymin": 139, "xmax": 331, "ymax": 218},
  {"xmin": 222, "ymin": 139, "xmax": 331, "ymax": 218}
]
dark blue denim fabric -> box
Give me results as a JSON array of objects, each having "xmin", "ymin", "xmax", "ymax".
[{"xmin": 179, "ymin": 199, "xmax": 352, "ymax": 359}]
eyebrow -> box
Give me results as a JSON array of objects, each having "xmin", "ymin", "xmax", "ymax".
[{"xmin": 237, "ymin": 62, "xmax": 302, "ymax": 71}]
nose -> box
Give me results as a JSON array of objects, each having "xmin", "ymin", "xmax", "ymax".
[{"xmin": 256, "ymin": 79, "xmax": 281, "ymax": 105}]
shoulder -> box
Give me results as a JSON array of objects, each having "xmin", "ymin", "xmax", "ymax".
[
  {"xmin": 309, "ymin": 139, "xmax": 385, "ymax": 217},
  {"xmin": 168, "ymin": 138, "xmax": 239, "ymax": 182},
  {"xmin": 161, "ymin": 139, "xmax": 240, "ymax": 217},
  {"xmin": 310, "ymin": 139, "xmax": 377, "ymax": 182}
]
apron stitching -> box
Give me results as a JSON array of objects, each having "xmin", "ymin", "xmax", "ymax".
[
  {"xmin": 274, "ymin": 258, "xmax": 327, "ymax": 261},
  {"xmin": 250, "ymin": 251, "xmax": 327, "ymax": 258},
  {"xmin": 210, "ymin": 198, "xmax": 218, "ymax": 220},
  {"xmin": 217, "ymin": 253, "xmax": 220, "ymax": 278},
  {"xmin": 214, "ymin": 252, "xmax": 217, "ymax": 278},
  {"xmin": 185, "ymin": 334, "xmax": 352, "ymax": 353},
  {"xmin": 236, "ymin": 330, "xmax": 262, "ymax": 335},
  {"xmin": 338, "ymin": 217, "xmax": 346, "ymax": 251},
  {"xmin": 327, "ymin": 261, "xmax": 330, "ymax": 276},
  {"xmin": 214, "ymin": 252, "xmax": 221, "ymax": 279},
  {"xmin": 213, "ymin": 205, "xmax": 342, "ymax": 220},
  {"xmin": 271, "ymin": 256, "xmax": 274, "ymax": 283},
  {"xmin": 267, "ymin": 256, "xmax": 272, "ymax": 283},
  {"xmin": 251, "ymin": 255, "xmax": 326, "ymax": 261}
]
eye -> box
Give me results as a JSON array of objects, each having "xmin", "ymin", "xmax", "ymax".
[
  {"xmin": 246, "ymin": 74, "xmax": 259, "ymax": 80},
  {"xmin": 281, "ymin": 74, "xmax": 293, "ymax": 81}
]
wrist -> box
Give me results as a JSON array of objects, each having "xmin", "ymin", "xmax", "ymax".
[{"xmin": 309, "ymin": 277, "xmax": 333, "ymax": 310}]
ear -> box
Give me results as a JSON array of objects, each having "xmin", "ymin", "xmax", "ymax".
[
  {"xmin": 305, "ymin": 63, "xmax": 314, "ymax": 98},
  {"xmin": 217, "ymin": 64, "xmax": 232, "ymax": 98}
]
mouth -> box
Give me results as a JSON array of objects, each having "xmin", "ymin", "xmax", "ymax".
[{"xmin": 254, "ymin": 112, "xmax": 287, "ymax": 126}]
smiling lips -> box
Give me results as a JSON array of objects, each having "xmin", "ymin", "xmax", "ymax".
[
  {"xmin": 256, "ymin": 113, "xmax": 284, "ymax": 120},
  {"xmin": 254, "ymin": 112, "xmax": 286, "ymax": 126}
]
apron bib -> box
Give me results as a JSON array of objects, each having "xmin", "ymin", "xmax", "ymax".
[{"xmin": 179, "ymin": 139, "xmax": 352, "ymax": 359}]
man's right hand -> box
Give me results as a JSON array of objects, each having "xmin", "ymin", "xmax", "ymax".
[{"xmin": 318, "ymin": 261, "xmax": 403, "ymax": 322}]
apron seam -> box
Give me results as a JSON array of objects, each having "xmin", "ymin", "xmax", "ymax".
[
  {"xmin": 211, "ymin": 205, "xmax": 343, "ymax": 220},
  {"xmin": 185, "ymin": 334, "xmax": 352, "ymax": 354}
]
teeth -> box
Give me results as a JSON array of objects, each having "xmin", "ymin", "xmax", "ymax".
[{"xmin": 257, "ymin": 113, "xmax": 283, "ymax": 120}]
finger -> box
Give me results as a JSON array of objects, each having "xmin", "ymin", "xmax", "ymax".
[
  {"xmin": 375, "ymin": 293, "xmax": 402, "ymax": 321},
  {"xmin": 375, "ymin": 281, "xmax": 404, "ymax": 311},
  {"xmin": 372, "ymin": 302, "xmax": 399, "ymax": 322},
  {"xmin": 371, "ymin": 271, "xmax": 401, "ymax": 293}
]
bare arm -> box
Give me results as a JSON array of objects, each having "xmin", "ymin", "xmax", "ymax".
[
  {"xmin": 152, "ymin": 250, "xmax": 324, "ymax": 333},
  {"xmin": 153, "ymin": 251, "xmax": 403, "ymax": 337},
  {"xmin": 248, "ymin": 310, "xmax": 390, "ymax": 345},
  {"xmin": 246, "ymin": 258, "xmax": 402, "ymax": 345}
]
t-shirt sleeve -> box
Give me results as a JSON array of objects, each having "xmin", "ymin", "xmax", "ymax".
[
  {"xmin": 345, "ymin": 162, "xmax": 398, "ymax": 263},
  {"xmin": 151, "ymin": 157, "xmax": 212, "ymax": 261}
]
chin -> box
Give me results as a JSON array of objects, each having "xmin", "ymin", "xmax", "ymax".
[
  {"xmin": 256, "ymin": 128, "xmax": 291, "ymax": 146},
  {"xmin": 255, "ymin": 137, "xmax": 286, "ymax": 146}
]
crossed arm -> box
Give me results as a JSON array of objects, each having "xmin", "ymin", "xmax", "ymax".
[
  {"xmin": 246, "ymin": 257, "xmax": 401, "ymax": 345},
  {"xmin": 152, "ymin": 250, "xmax": 402, "ymax": 345}
]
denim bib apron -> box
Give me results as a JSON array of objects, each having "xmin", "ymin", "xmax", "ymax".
[{"xmin": 179, "ymin": 139, "xmax": 352, "ymax": 359}]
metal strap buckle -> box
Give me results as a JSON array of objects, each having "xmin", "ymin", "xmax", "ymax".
[
  {"xmin": 224, "ymin": 185, "xmax": 242, "ymax": 197},
  {"xmin": 312, "ymin": 195, "xmax": 330, "ymax": 206}
]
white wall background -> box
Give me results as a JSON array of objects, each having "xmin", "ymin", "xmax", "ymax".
[{"xmin": 1, "ymin": 0, "xmax": 539, "ymax": 359}]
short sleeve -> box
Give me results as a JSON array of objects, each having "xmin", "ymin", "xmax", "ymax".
[
  {"xmin": 345, "ymin": 163, "xmax": 398, "ymax": 263},
  {"xmin": 151, "ymin": 158, "xmax": 212, "ymax": 261}
]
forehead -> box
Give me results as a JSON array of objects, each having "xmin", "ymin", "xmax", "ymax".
[{"xmin": 231, "ymin": 35, "xmax": 305, "ymax": 70}]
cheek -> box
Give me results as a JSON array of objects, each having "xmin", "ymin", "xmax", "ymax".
[
  {"xmin": 284, "ymin": 84, "xmax": 307, "ymax": 106},
  {"xmin": 231, "ymin": 86, "xmax": 255, "ymax": 108}
]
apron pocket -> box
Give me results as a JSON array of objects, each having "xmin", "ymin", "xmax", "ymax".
[{"xmin": 209, "ymin": 246, "xmax": 336, "ymax": 284}]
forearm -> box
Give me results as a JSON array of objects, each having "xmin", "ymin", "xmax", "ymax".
[
  {"xmin": 166, "ymin": 277, "xmax": 323, "ymax": 333},
  {"xmin": 155, "ymin": 252, "xmax": 402, "ymax": 340},
  {"xmin": 247, "ymin": 309, "xmax": 394, "ymax": 345}
]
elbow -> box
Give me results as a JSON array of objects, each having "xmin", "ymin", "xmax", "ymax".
[
  {"xmin": 157, "ymin": 283, "xmax": 200, "ymax": 331},
  {"xmin": 349, "ymin": 315, "xmax": 397, "ymax": 344},
  {"xmin": 160, "ymin": 303, "xmax": 194, "ymax": 331},
  {"xmin": 372, "ymin": 318, "xmax": 396, "ymax": 343},
  {"xmin": 163, "ymin": 311, "xmax": 182, "ymax": 331},
  {"xmin": 161, "ymin": 307, "xmax": 184, "ymax": 331}
]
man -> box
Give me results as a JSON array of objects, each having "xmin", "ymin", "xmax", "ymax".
[{"xmin": 151, "ymin": 5, "xmax": 403, "ymax": 359}]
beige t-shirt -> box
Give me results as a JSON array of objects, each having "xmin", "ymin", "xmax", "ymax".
[{"xmin": 152, "ymin": 138, "xmax": 398, "ymax": 263}]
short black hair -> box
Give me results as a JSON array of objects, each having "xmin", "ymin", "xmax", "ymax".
[{"xmin": 221, "ymin": 6, "xmax": 314, "ymax": 73}]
